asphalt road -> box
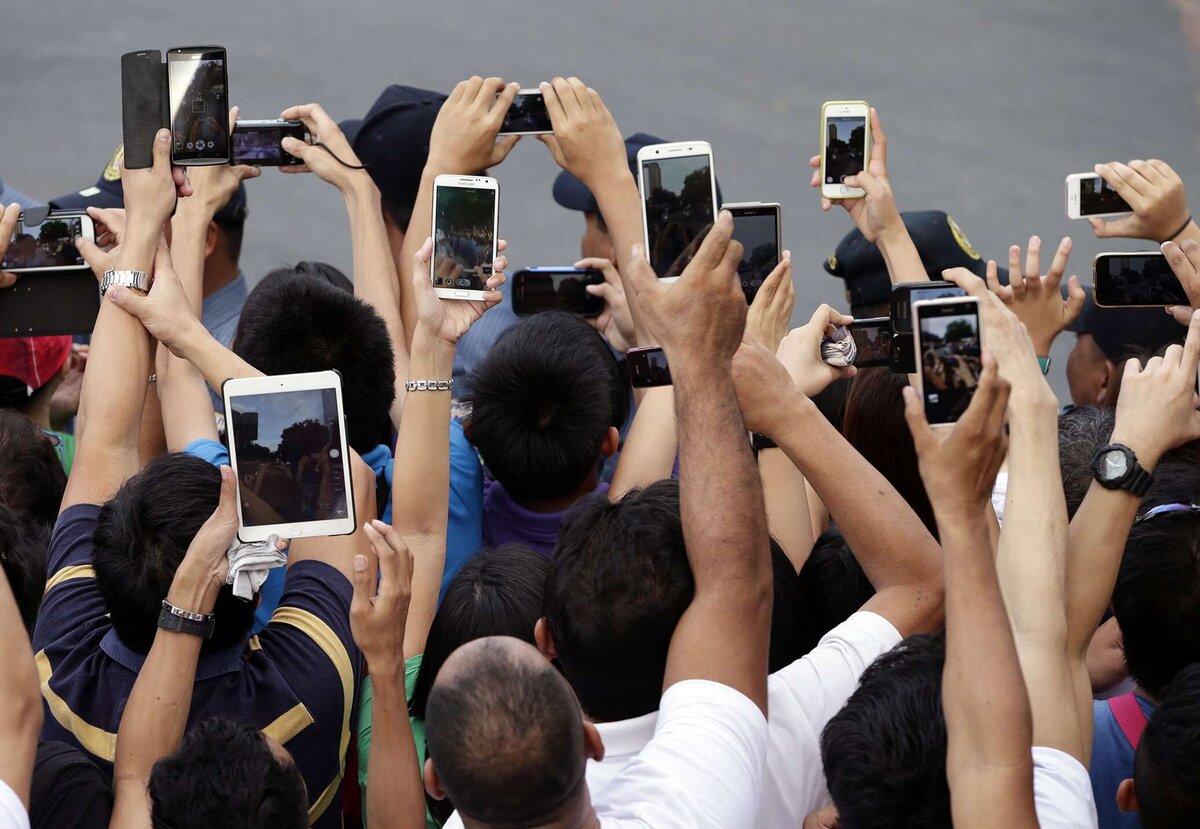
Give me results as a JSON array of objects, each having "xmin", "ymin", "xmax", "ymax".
[{"xmin": 2, "ymin": 0, "xmax": 1197, "ymax": 399}]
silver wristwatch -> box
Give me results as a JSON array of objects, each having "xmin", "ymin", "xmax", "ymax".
[{"xmin": 100, "ymin": 269, "xmax": 150, "ymax": 296}]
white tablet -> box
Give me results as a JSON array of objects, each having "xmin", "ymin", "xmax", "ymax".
[{"xmin": 222, "ymin": 370, "xmax": 356, "ymax": 542}]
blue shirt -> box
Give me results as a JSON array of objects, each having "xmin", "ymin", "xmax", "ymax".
[
  {"xmin": 32, "ymin": 505, "xmax": 360, "ymax": 829},
  {"xmin": 1091, "ymin": 695, "xmax": 1155, "ymax": 828},
  {"xmin": 203, "ymin": 272, "xmax": 248, "ymax": 348}
]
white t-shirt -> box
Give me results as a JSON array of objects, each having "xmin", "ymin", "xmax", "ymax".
[
  {"xmin": 0, "ymin": 780, "xmax": 28, "ymax": 829},
  {"xmin": 1032, "ymin": 746, "xmax": 1100, "ymax": 829}
]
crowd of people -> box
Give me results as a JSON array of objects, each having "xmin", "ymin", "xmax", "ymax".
[{"xmin": 3, "ymin": 73, "xmax": 1200, "ymax": 829}]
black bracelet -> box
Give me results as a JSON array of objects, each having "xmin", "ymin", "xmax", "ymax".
[{"xmin": 1167, "ymin": 214, "xmax": 1194, "ymax": 242}]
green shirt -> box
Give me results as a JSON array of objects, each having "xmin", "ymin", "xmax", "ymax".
[
  {"xmin": 46, "ymin": 429, "xmax": 75, "ymax": 476},
  {"xmin": 357, "ymin": 654, "xmax": 435, "ymax": 829}
]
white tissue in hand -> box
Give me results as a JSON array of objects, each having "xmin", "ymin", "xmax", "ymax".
[{"xmin": 226, "ymin": 535, "xmax": 287, "ymax": 601}]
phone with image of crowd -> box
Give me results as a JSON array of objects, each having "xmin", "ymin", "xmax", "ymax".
[
  {"xmin": 1092, "ymin": 252, "xmax": 1188, "ymax": 307},
  {"xmin": 821, "ymin": 101, "xmax": 870, "ymax": 200},
  {"xmin": 2, "ymin": 212, "xmax": 95, "ymax": 273},
  {"xmin": 431, "ymin": 174, "xmax": 499, "ymax": 301},
  {"xmin": 637, "ymin": 141, "xmax": 718, "ymax": 283},
  {"xmin": 231, "ymin": 119, "xmax": 309, "ymax": 166},
  {"xmin": 627, "ymin": 345, "xmax": 672, "ymax": 388},
  {"xmin": 167, "ymin": 46, "xmax": 230, "ymax": 166},
  {"xmin": 512, "ymin": 268, "xmax": 605, "ymax": 318},
  {"xmin": 499, "ymin": 89, "xmax": 553, "ymax": 135},
  {"xmin": 1065, "ymin": 173, "xmax": 1132, "ymax": 220},
  {"xmin": 912, "ymin": 297, "xmax": 983, "ymax": 427},
  {"xmin": 848, "ymin": 316, "xmax": 892, "ymax": 368},
  {"xmin": 725, "ymin": 202, "xmax": 781, "ymax": 304}
]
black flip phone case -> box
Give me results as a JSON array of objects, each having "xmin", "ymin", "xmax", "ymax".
[{"xmin": 121, "ymin": 50, "xmax": 168, "ymax": 169}]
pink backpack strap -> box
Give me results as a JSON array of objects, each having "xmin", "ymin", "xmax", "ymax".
[{"xmin": 1108, "ymin": 692, "xmax": 1149, "ymax": 750}]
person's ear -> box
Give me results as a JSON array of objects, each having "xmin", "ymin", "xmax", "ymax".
[
  {"xmin": 1096, "ymin": 359, "xmax": 1117, "ymax": 407},
  {"xmin": 1116, "ymin": 778, "xmax": 1139, "ymax": 813},
  {"xmin": 583, "ymin": 720, "xmax": 605, "ymax": 762},
  {"xmin": 204, "ymin": 221, "xmax": 219, "ymax": 259},
  {"xmin": 424, "ymin": 758, "xmax": 447, "ymax": 801},
  {"xmin": 601, "ymin": 426, "xmax": 620, "ymax": 458},
  {"xmin": 461, "ymin": 417, "xmax": 476, "ymax": 447},
  {"xmin": 535, "ymin": 617, "xmax": 557, "ymax": 661}
]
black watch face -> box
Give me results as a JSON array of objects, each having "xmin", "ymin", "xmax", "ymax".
[{"xmin": 1102, "ymin": 449, "xmax": 1130, "ymax": 481}]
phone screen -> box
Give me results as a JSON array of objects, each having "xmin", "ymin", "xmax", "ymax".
[
  {"xmin": 729, "ymin": 208, "xmax": 780, "ymax": 303},
  {"xmin": 501, "ymin": 93, "xmax": 552, "ymax": 134},
  {"xmin": 849, "ymin": 318, "xmax": 892, "ymax": 368},
  {"xmin": 824, "ymin": 115, "xmax": 867, "ymax": 185},
  {"xmin": 2, "ymin": 215, "xmax": 87, "ymax": 271},
  {"xmin": 514, "ymin": 269, "xmax": 604, "ymax": 317},
  {"xmin": 1093, "ymin": 254, "xmax": 1187, "ymax": 307},
  {"xmin": 1079, "ymin": 175, "xmax": 1132, "ymax": 216},
  {"xmin": 433, "ymin": 184, "xmax": 497, "ymax": 293},
  {"xmin": 229, "ymin": 387, "xmax": 348, "ymax": 527},
  {"xmin": 917, "ymin": 300, "xmax": 982, "ymax": 425},
  {"xmin": 628, "ymin": 347, "xmax": 672, "ymax": 388},
  {"xmin": 642, "ymin": 153, "xmax": 715, "ymax": 278},
  {"xmin": 168, "ymin": 48, "xmax": 229, "ymax": 162},
  {"xmin": 231, "ymin": 122, "xmax": 305, "ymax": 165}
]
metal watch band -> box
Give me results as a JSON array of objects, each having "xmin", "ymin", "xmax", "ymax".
[
  {"xmin": 405, "ymin": 378, "xmax": 454, "ymax": 392},
  {"xmin": 157, "ymin": 599, "xmax": 216, "ymax": 639},
  {"xmin": 100, "ymin": 269, "xmax": 150, "ymax": 296}
]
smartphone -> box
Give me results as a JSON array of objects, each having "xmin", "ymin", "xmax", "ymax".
[
  {"xmin": 821, "ymin": 101, "xmax": 870, "ymax": 200},
  {"xmin": 2, "ymin": 213, "xmax": 95, "ymax": 273},
  {"xmin": 1066, "ymin": 173, "xmax": 1133, "ymax": 220},
  {"xmin": 637, "ymin": 141, "xmax": 718, "ymax": 282},
  {"xmin": 431, "ymin": 174, "xmax": 499, "ymax": 301},
  {"xmin": 512, "ymin": 268, "xmax": 604, "ymax": 317},
  {"xmin": 849, "ymin": 317, "xmax": 892, "ymax": 368},
  {"xmin": 223, "ymin": 370, "xmax": 356, "ymax": 541},
  {"xmin": 725, "ymin": 202, "xmax": 782, "ymax": 304},
  {"xmin": 890, "ymin": 281, "xmax": 968, "ymax": 335},
  {"xmin": 913, "ymin": 297, "xmax": 983, "ymax": 427},
  {"xmin": 167, "ymin": 46, "xmax": 230, "ymax": 166},
  {"xmin": 499, "ymin": 89, "xmax": 552, "ymax": 135},
  {"xmin": 231, "ymin": 119, "xmax": 309, "ymax": 166},
  {"xmin": 627, "ymin": 345, "xmax": 672, "ymax": 388},
  {"xmin": 1092, "ymin": 252, "xmax": 1188, "ymax": 307}
]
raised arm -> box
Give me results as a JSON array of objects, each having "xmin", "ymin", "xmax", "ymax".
[
  {"xmin": 626, "ymin": 210, "xmax": 772, "ymax": 713},
  {"xmin": 986, "ymin": 237, "xmax": 1085, "ymax": 361},
  {"xmin": 1089, "ymin": 159, "xmax": 1200, "ymax": 246},
  {"xmin": 0, "ymin": 568, "xmax": 41, "ymax": 814}
]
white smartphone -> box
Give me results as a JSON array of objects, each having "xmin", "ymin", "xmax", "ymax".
[
  {"xmin": 1065, "ymin": 173, "xmax": 1133, "ymax": 220},
  {"xmin": 912, "ymin": 296, "xmax": 983, "ymax": 427},
  {"xmin": 2, "ymin": 213, "xmax": 96, "ymax": 273},
  {"xmin": 821, "ymin": 101, "xmax": 870, "ymax": 200},
  {"xmin": 499, "ymin": 89, "xmax": 553, "ymax": 135},
  {"xmin": 222, "ymin": 370, "xmax": 357, "ymax": 542},
  {"xmin": 431, "ymin": 174, "xmax": 499, "ymax": 301},
  {"xmin": 637, "ymin": 141, "xmax": 718, "ymax": 283}
]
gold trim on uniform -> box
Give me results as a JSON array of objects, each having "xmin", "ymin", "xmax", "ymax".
[{"xmin": 45, "ymin": 565, "xmax": 96, "ymax": 593}]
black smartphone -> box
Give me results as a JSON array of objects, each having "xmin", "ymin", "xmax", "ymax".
[
  {"xmin": 1092, "ymin": 252, "xmax": 1188, "ymax": 307},
  {"xmin": 914, "ymin": 297, "xmax": 983, "ymax": 426},
  {"xmin": 500, "ymin": 89, "xmax": 552, "ymax": 135},
  {"xmin": 167, "ymin": 46, "xmax": 230, "ymax": 165},
  {"xmin": 512, "ymin": 268, "xmax": 605, "ymax": 318},
  {"xmin": 891, "ymin": 281, "xmax": 967, "ymax": 335},
  {"xmin": 231, "ymin": 119, "xmax": 308, "ymax": 166},
  {"xmin": 849, "ymin": 316, "xmax": 892, "ymax": 368},
  {"xmin": 627, "ymin": 346, "xmax": 672, "ymax": 388},
  {"xmin": 725, "ymin": 202, "xmax": 781, "ymax": 304}
]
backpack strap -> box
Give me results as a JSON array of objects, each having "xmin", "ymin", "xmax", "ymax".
[{"xmin": 1108, "ymin": 692, "xmax": 1149, "ymax": 750}]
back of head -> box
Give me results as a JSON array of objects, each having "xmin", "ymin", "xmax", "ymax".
[
  {"xmin": 798, "ymin": 528, "xmax": 876, "ymax": 650},
  {"xmin": 1114, "ymin": 512, "xmax": 1200, "ymax": 698},
  {"xmin": 93, "ymin": 453, "xmax": 255, "ymax": 653},
  {"xmin": 1135, "ymin": 663, "xmax": 1200, "ymax": 828},
  {"xmin": 841, "ymin": 369, "xmax": 936, "ymax": 535},
  {"xmin": 233, "ymin": 272, "xmax": 394, "ymax": 453},
  {"xmin": 0, "ymin": 408, "xmax": 67, "ymax": 530},
  {"xmin": 465, "ymin": 312, "xmax": 615, "ymax": 501},
  {"xmin": 1058, "ymin": 406, "xmax": 1115, "ymax": 518},
  {"xmin": 0, "ymin": 503, "xmax": 48, "ymax": 634},
  {"xmin": 425, "ymin": 637, "xmax": 585, "ymax": 825},
  {"xmin": 149, "ymin": 716, "xmax": 307, "ymax": 829},
  {"xmin": 546, "ymin": 481, "xmax": 693, "ymax": 721},
  {"xmin": 822, "ymin": 633, "xmax": 950, "ymax": 829},
  {"xmin": 410, "ymin": 544, "xmax": 550, "ymax": 718}
]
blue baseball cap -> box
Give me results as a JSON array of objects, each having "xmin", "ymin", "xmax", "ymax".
[
  {"xmin": 1066, "ymin": 283, "xmax": 1183, "ymax": 363},
  {"xmin": 552, "ymin": 133, "xmax": 667, "ymax": 213}
]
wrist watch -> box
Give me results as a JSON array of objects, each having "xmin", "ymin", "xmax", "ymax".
[
  {"xmin": 100, "ymin": 269, "xmax": 150, "ymax": 296},
  {"xmin": 157, "ymin": 599, "xmax": 216, "ymax": 639},
  {"xmin": 750, "ymin": 432, "xmax": 778, "ymax": 451},
  {"xmin": 1090, "ymin": 443, "xmax": 1153, "ymax": 497},
  {"xmin": 1037, "ymin": 356, "xmax": 1052, "ymax": 375}
]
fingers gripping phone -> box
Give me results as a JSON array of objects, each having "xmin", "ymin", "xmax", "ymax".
[
  {"xmin": 232, "ymin": 119, "xmax": 309, "ymax": 166},
  {"xmin": 725, "ymin": 202, "xmax": 781, "ymax": 304},
  {"xmin": 889, "ymin": 281, "xmax": 967, "ymax": 373},
  {"xmin": 912, "ymin": 297, "xmax": 983, "ymax": 427},
  {"xmin": 627, "ymin": 345, "xmax": 672, "ymax": 388},
  {"xmin": 637, "ymin": 141, "xmax": 718, "ymax": 282},
  {"xmin": 2, "ymin": 212, "xmax": 96, "ymax": 273},
  {"xmin": 1065, "ymin": 173, "xmax": 1133, "ymax": 220},
  {"xmin": 167, "ymin": 46, "xmax": 230, "ymax": 165},
  {"xmin": 512, "ymin": 268, "xmax": 604, "ymax": 317},
  {"xmin": 821, "ymin": 101, "xmax": 870, "ymax": 200},
  {"xmin": 431, "ymin": 175, "xmax": 500, "ymax": 301},
  {"xmin": 848, "ymin": 317, "xmax": 892, "ymax": 368},
  {"xmin": 499, "ymin": 89, "xmax": 553, "ymax": 135},
  {"xmin": 1092, "ymin": 252, "xmax": 1188, "ymax": 307}
]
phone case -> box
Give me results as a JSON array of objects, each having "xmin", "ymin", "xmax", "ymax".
[
  {"xmin": 121, "ymin": 50, "xmax": 168, "ymax": 169},
  {"xmin": 0, "ymin": 272, "xmax": 101, "ymax": 336}
]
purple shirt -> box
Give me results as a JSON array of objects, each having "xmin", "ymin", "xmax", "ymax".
[{"xmin": 482, "ymin": 477, "xmax": 609, "ymax": 556}]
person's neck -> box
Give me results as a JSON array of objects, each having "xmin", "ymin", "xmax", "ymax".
[
  {"xmin": 511, "ymin": 468, "xmax": 600, "ymax": 513},
  {"xmin": 202, "ymin": 258, "xmax": 240, "ymax": 299},
  {"xmin": 462, "ymin": 788, "xmax": 600, "ymax": 829},
  {"xmin": 21, "ymin": 390, "xmax": 52, "ymax": 430}
]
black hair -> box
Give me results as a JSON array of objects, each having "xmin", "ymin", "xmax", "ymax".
[
  {"xmin": 0, "ymin": 503, "xmax": 48, "ymax": 634},
  {"xmin": 545, "ymin": 481, "xmax": 693, "ymax": 722},
  {"xmin": 1058, "ymin": 406, "xmax": 1115, "ymax": 518},
  {"xmin": 93, "ymin": 454, "xmax": 256, "ymax": 654},
  {"xmin": 280, "ymin": 261, "xmax": 354, "ymax": 294},
  {"xmin": 769, "ymin": 539, "xmax": 809, "ymax": 673},
  {"xmin": 232, "ymin": 272, "xmax": 395, "ymax": 453},
  {"xmin": 1135, "ymin": 662, "xmax": 1200, "ymax": 828},
  {"xmin": 149, "ymin": 716, "xmax": 307, "ymax": 829},
  {"xmin": 797, "ymin": 527, "xmax": 876, "ymax": 651},
  {"xmin": 822, "ymin": 633, "xmax": 951, "ymax": 829},
  {"xmin": 215, "ymin": 220, "xmax": 244, "ymax": 264},
  {"xmin": 1113, "ymin": 512, "xmax": 1200, "ymax": 698},
  {"xmin": 0, "ymin": 408, "xmax": 67, "ymax": 530},
  {"xmin": 465, "ymin": 312, "xmax": 616, "ymax": 501},
  {"xmin": 425, "ymin": 639, "xmax": 584, "ymax": 826}
]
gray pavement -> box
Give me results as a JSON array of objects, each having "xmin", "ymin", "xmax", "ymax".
[{"xmin": 2, "ymin": 0, "xmax": 1197, "ymax": 399}]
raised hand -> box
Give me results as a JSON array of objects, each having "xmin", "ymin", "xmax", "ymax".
[
  {"xmin": 427, "ymin": 77, "xmax": 520, "ymax": 174},
  {"xmin": 1161, "ymin": 238, "xmax": 1200, "ymax": 325},
  {"xmin": 279, "ymin": 103, "xmax": 370, "ymax": 191},
  {"xmin": 776, "ymin": 303, "xmax": 856, "ymax": 397},
  {"xmin": 105, "ymin": 240, "xmax": 198, "ymax": 354},
  {"xmin": 986, "ymin": 236, "xmax": 1085, "ymax": 356},
  {"xmin": 122, "ymin": 129, "xmax": 186, "ymax": 238},
  {"xmin": 578, "ymin": 256, "xmax": 636, "ymax": 352},
  {"xmin": 808, "ymin": 108, "xmax": 903, "ymax": 243},
  {"xmin": 170, "ymin": 466, "xmax": 243, "ymax": 610},
  {"xmin": 1089, "ymin": 159, "xmax": 1193, "ymax": 243},
  {"xmin": 539, "ymin": 77, "xmax": 630, "ymax": 189},
  {"xmin": 745, "ymin": 252, "xmax": 795, "ymax": 353},
  {"xmin": 0, "ymin": 203, "xmax": 20, "ymax": 289},
  {"xmin": 181, "ymin": 108, "xmax": 261, "ymax": 206},
  {"xmin": 732, "ymin": 336, "xmax": 804, "ymax": 436},
  {"xmin": 351, "ymin": 520, "xmax": 415, "ymax": 673},
  {"xmin": 412, "ymin": 236, "xmax": 507, "ymax": 343}
]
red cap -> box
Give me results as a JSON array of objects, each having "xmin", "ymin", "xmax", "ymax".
[{"xmin": 0, "ymin": 336, "xmax": 72, "ymax": 392}]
